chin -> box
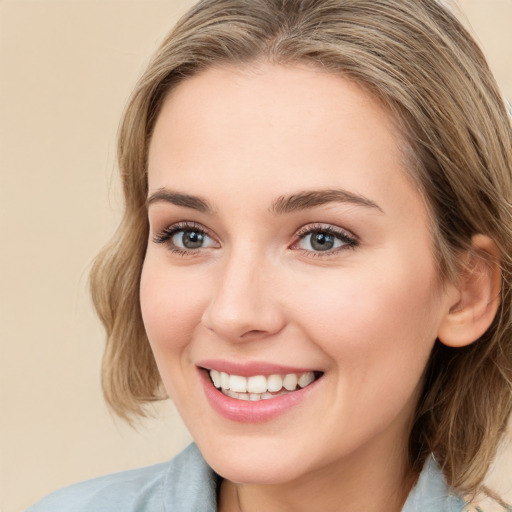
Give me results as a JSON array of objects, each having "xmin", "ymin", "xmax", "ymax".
[
  {"xmin": 195, "ymin": 435, "xmax": 317, "ymax": 485},
  {"xmin": 209, "ymin": 455, "xmax": 304, "ymax": 485}
]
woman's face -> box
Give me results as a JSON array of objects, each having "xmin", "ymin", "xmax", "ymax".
[{"xmin": 141, "ymin": 64, "xmax": 455, "ymax": 484}]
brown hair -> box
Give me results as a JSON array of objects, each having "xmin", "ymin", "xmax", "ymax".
[{"xmin": 90, "ymin": 0, "xmax": 512, "ymax": 496}]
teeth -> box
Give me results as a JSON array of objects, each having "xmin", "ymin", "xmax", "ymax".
[
  {"xmin": 247, "ymin": 375, "xmax": 267, "ymax": 394},
  {"xmin": 283, "ymin": 373, "xmax": 298, "ymax": 391},
  {"xmin": 210, "ymin": 369, "xmax": 221, "ymax": 388},
  {"xmin": 229, "ymin": 374, "xmax": 247, "ymax": 393},
  {"xmin": 220, "ymin": 372, "xmax": 230, "ymax": 389},
  {"xmin": 224, "ymin": 390, "xmax": 289, "ymax": 401},
  {"xmin": 267, "ymin": 374, "xmax": 283, "ymax": 393},
  {"xmin": 298, "ymin": 371, "xmax": 315, "ymax": 388},
  {"xmin": 208, "ymin": 369, "xmax": 319, "ymax": 399}
]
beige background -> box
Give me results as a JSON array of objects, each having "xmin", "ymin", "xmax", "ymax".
[{"xmin": 1, "ymin": 1, "xmax": 511, "ymax": 511}]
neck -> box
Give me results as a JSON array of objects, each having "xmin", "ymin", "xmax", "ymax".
[{"xmin": 218, "ymin": 440, "xmax": 416, "ymax": 512}]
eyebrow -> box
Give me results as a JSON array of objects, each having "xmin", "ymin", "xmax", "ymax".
[
  {"xmin": 146, "ymin": 187, "xmax": 383, "ymax": 215},
  {"xmin": 270, "ymin": 189, "xmax": 383, "ymax": 214},
  {"xmin": 147, "ymin": 189, "xmax": 215, "ymax": 214}
]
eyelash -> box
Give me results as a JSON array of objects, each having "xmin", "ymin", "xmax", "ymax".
[{"xmin": 152, "ymin": 221, "xmax": 358, "ymax": 257}]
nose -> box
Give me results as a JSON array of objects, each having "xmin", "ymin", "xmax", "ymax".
[{"xmin": 200, "ymin": 250, "xmax": 286, "ymax": 342}]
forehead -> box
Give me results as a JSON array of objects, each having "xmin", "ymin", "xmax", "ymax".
[
  {"xmin": 151, "ymin": 63, "xmax": 400, "ymax": 144},
  {"xmin": 147, "ymin": 63, "xmax": 425, "ymax": 221}
]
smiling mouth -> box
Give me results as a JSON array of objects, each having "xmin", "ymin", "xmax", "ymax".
[{"xmin": 207, "ymin": 369, "xmax": 323, "ymax": 401}]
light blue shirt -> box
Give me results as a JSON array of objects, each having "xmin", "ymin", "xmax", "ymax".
[{"xmin": 27, "ymin": 443, "xmax": 466, "ymax": 511}]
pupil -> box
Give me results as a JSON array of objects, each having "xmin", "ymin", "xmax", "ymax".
[
  {"xmin": 311, "ymin": 232, "xmax": 334, "ymax": 251},
  {"xmin": 183, "ymin": 231, "xmax": 204, "ymax": 249}
]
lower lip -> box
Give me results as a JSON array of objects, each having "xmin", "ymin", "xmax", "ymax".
[{"xmin": 199, "ymin": 369, "xmax": 320, "ymax": 423}]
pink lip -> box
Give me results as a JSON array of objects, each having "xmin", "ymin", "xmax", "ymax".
[
  {"xmin": 198, "ymin": 367, "xmax": 322, "ymax": 423},
  {"xmin": 197, "ymin": 359, "xmax": 317, "ymax": 377}
]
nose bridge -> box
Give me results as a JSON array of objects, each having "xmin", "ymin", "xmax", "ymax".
[{"xmin": 201, "ymin": 243, "xmax": 283, "ymax": 340}]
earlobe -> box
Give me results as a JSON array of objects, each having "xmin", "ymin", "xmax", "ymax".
[{"xmin": 437, "ymin": 234, "xmax": 501, "ymax": 348}]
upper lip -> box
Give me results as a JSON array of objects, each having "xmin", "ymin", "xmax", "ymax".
[{"xmin": 197, "ymin": 359, "xmax": 320, "ymax": 377}]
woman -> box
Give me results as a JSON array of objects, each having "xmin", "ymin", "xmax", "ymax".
[{"xmin": 28, "ymin": 0, "xmax": 512, "ymax": 510}]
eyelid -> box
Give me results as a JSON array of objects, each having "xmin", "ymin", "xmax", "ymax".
[{"xmin": 295, "ymin": 222, "xmax": 357, "ymax": 240}]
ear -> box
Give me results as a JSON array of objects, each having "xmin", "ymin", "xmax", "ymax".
[{"xmin": 437, "ymin": 234, "xmax": 501, "ymax": 348}]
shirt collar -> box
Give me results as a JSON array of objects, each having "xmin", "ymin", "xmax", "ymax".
[{"xmin": 402, "ymin": 456, "xmax": 465, "ymax": 512}]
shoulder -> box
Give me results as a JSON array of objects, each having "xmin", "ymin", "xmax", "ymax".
[
  {"xmin": 25, "ymin": 462, "xmax": 168, "ymax": 512},
  {"xmin": 26, "ymin": 443, "xmax": 219, "ymax": 512}
]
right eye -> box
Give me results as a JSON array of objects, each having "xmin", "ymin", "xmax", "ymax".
[{"xmin": 153, "ymin": 222, "xmax": 218, "ymax": 253}]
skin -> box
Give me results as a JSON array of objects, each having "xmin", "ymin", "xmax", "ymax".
[{"xmin": 141, "ymin": 63, "xmax": 461, "ymax": 512}]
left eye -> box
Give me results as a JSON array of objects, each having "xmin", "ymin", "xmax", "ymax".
[{"xmin": 296, "ymin": 228, "xmax": 356, "ymax": 253}]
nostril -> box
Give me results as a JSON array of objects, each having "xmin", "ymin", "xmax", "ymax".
[{"xmin": 240, "ymin": 329, "xmax": 265, "ymax": 338}]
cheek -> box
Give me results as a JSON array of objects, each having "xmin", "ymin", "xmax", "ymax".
[
  {"xmin": 139, "ymin": 257, "xmax": 208, "ymax": 364},
  {"xmin": 139, "ymin": 258, "xmax": 215, "ymax": 416},
  {"xmin": 287, "ymin": 262, "xmax": 441, "ymax": 438},
  {"xmin": 289, "ymin": 257, "xmax": 442, "ymax": 376}
]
